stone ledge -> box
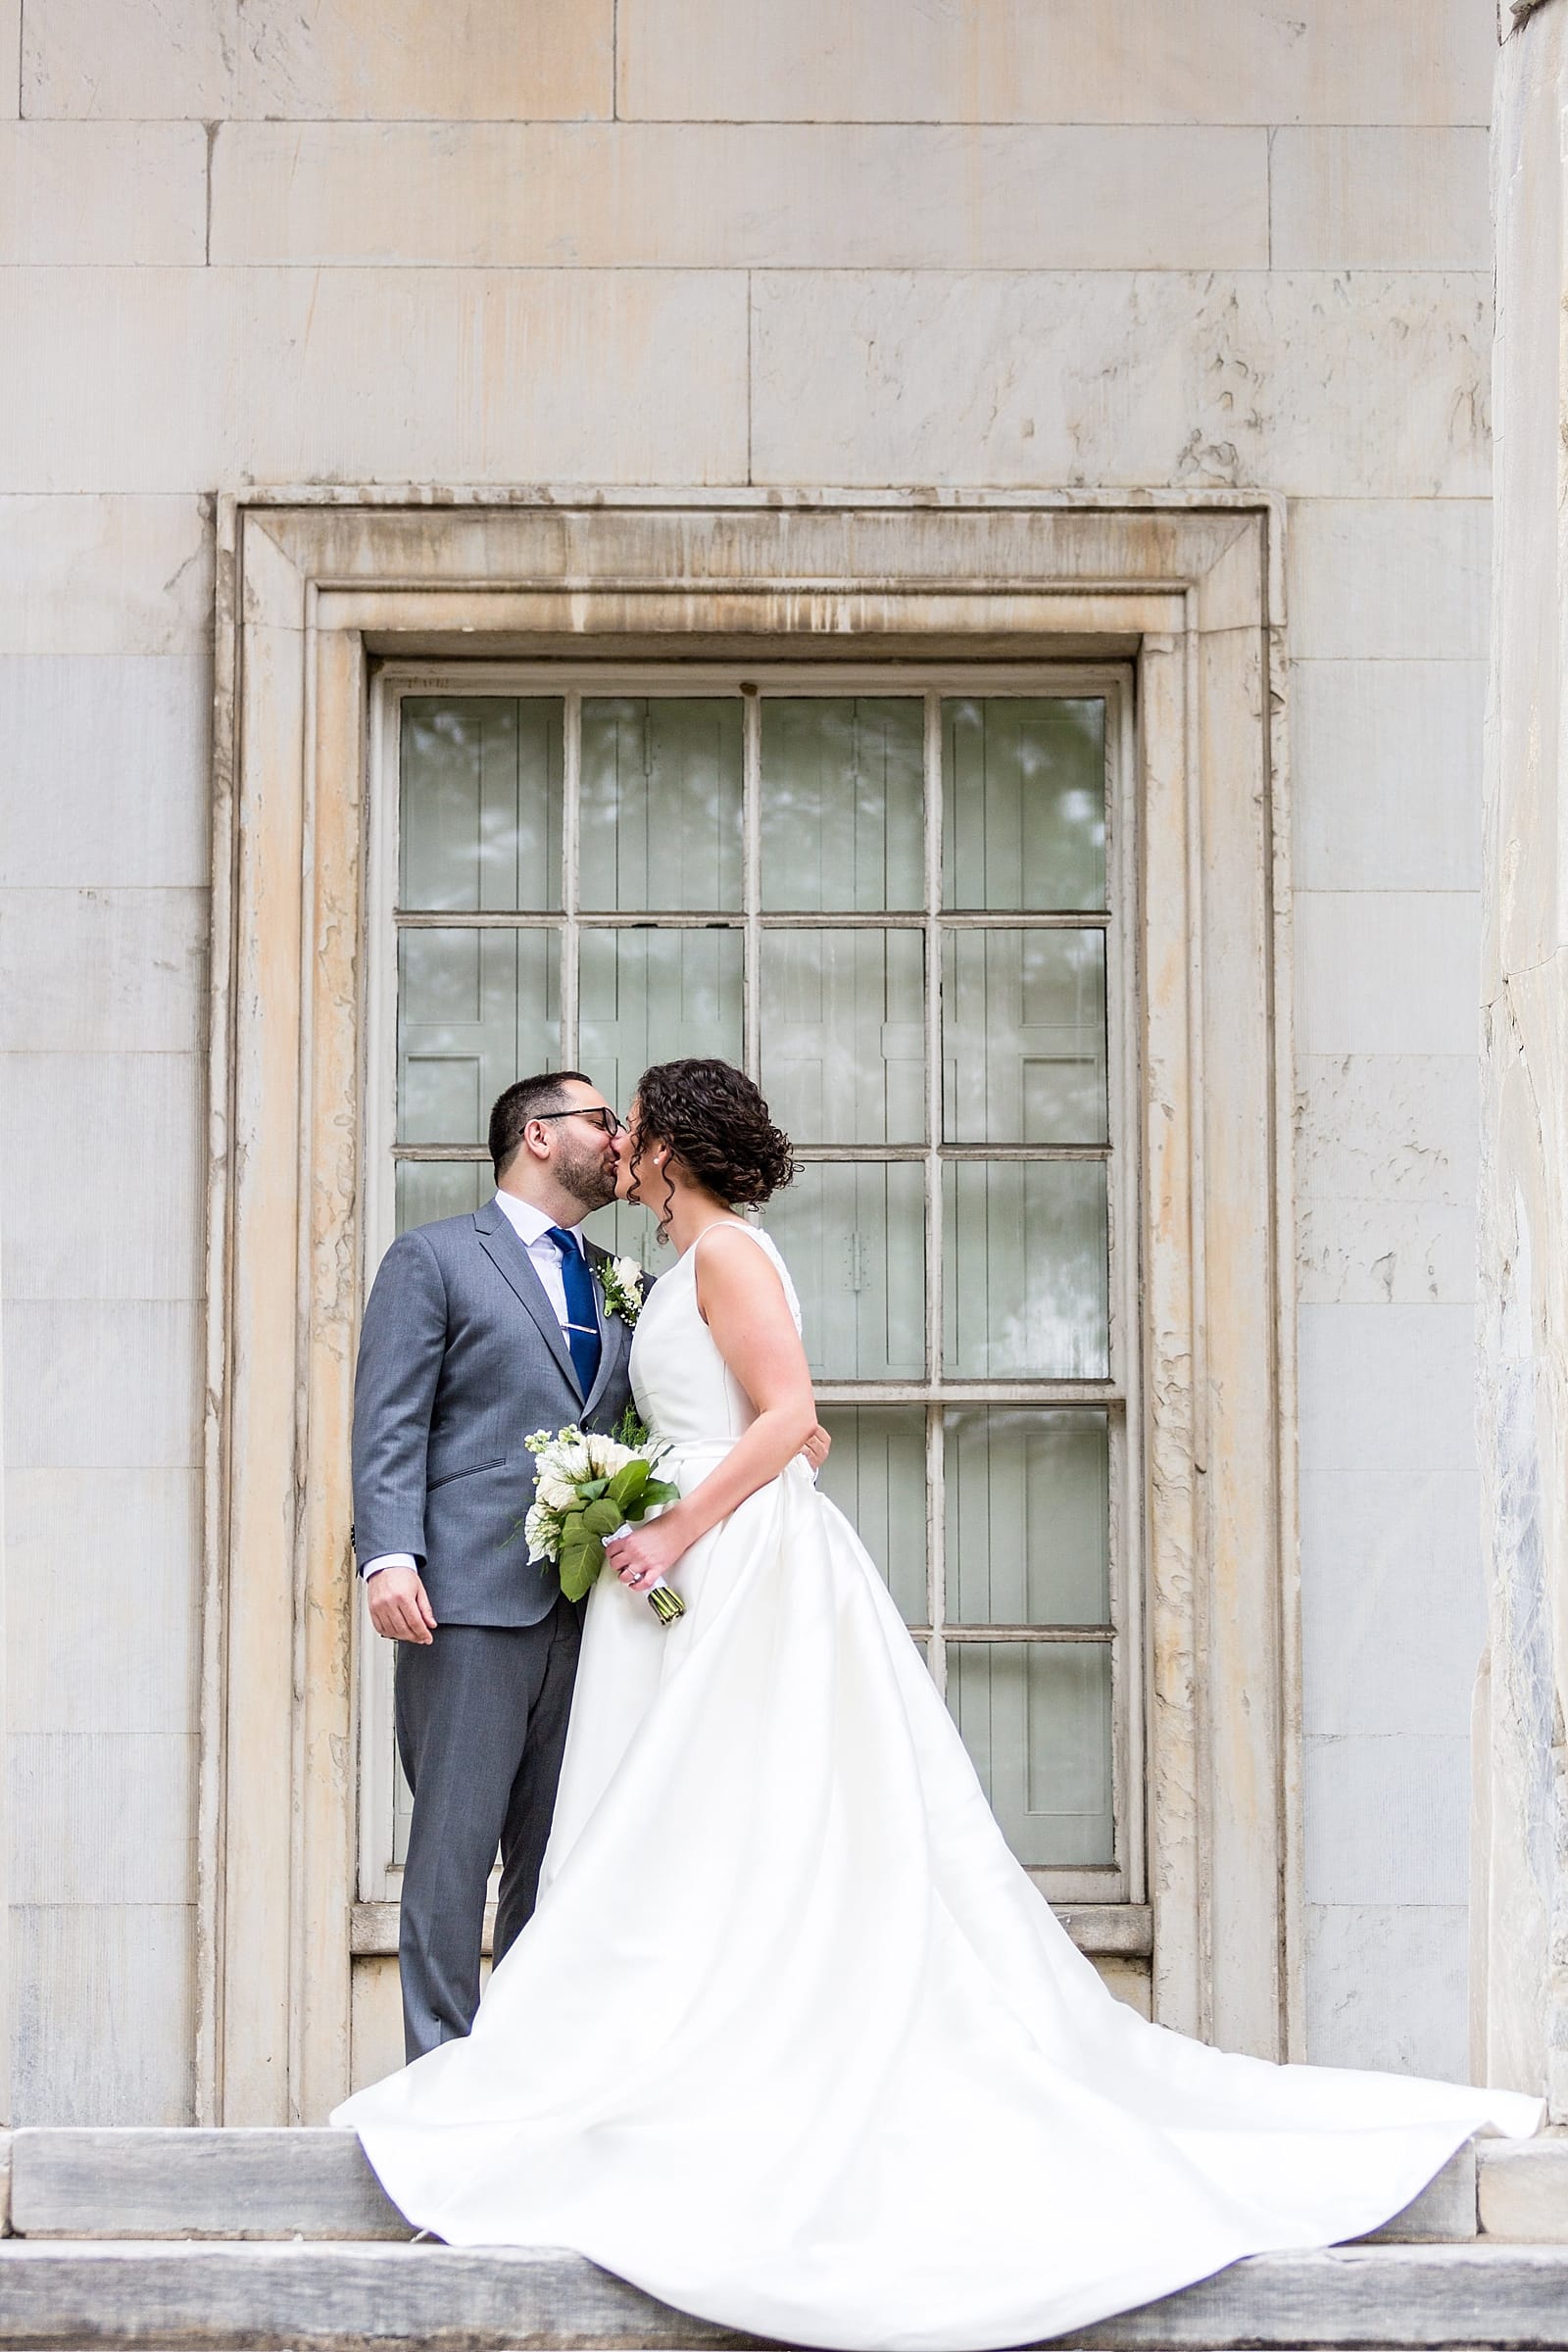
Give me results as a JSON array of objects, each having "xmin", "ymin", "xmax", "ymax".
[
  {"xmin": 0, "ymin": 2241, "xmax": 1567, "ymax": 2351},
  {"xmin": 6, "ymin": 2128, "xmax": 1481, "ymax": 2247},
  {"xmin": 1478, "ymin": 2132, "xmax": 1568, "ymax": 2239}
]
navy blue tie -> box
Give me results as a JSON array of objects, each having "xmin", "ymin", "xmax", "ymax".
[{"xmin": 547, "ymin": 1226, "xmax": 602, "ymax": 1399}]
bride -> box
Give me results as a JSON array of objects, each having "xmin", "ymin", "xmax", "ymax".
[{"xmin": 335, "ymin": 1056, "xmax": 1542, "ymax": 2352}]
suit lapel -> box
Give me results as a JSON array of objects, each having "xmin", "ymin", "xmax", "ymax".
[
  {"xmin": 473, "ymin": 1201, "xmax": 582, "ymax": 1398},
  {"xmin": 580, "ymin": 1244, "xmax": 628, "ymax": 1424}
]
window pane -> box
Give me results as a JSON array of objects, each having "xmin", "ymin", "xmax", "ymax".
[
  {"xmin": 400, "ymin": 698, "xmax": 563, "ymax": 913},
  {"xmin": 580, "ymin": 698, "xmax": 742, "ymax": 910},
  {"xmin": 760, "ymin": 930, "xmax": 924, "ymax": 1145},
  {"xmin": 766, "ymin": 1162, "xmax": 925, "ymax": 1380},
  {"xmin": 943, "ymin": 1161, "xmax": 1108, "ymax": 1378},
  {"xmin": 948, "ymin": 1642, "xmax": 1113, "ymax": 1867},
  {"xmin": 816, "ymin": 1406, "xmax": 927, "ymax": 1625},
  {"xmin": 760, "ymin": 697, "xmax": 924, "ymax": 911},
  {"xmin": 945, "ymin": 1409, "xmax": 1109, "ymax": 1627},
  {"xmin": 943, "ymin": 697, "xmax": 1105, "ymax": 911},
  {"xmin": 395, "ymin": 1159, "xmax": 489, "ymax": 1234},
  {"xmin": 579, "ymin": 927, "xmax": 743, "ymax": 1124},
  {"xmin": 943, "ymin": 929, "xmax": 1106, "ymax": 1145},
  {"xmin": 397, "ymin": 928, "xmax": 560, "ymax": 1145},
  {"xmin": 579, "ymin": 1199, "xmax": 665, "ymax": 1273}
]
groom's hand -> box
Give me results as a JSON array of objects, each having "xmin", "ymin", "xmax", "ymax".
[{"xmin": 368, "ymin": 1565, "xmax": 438, "ymax": 1644}]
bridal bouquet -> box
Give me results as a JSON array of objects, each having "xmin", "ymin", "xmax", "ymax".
[{"xmin": 523, "ymin": 1410, "xmax": 686, "ymax": 1624}]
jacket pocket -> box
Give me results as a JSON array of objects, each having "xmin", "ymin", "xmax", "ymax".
[{"xmin": 427, "ymin": 1454, "xmax": 506, "ymax": 1493}]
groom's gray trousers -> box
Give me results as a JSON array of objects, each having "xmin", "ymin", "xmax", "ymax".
[
  {"xmin": 351, "ymin": 1200, "xmax": 636, "ymax": 2065},
  {"xmin": 394, "ymin": 1596, "xmax": 581, "ymax": 2061}
]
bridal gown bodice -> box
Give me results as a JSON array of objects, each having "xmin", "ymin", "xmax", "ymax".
[{"xmin": 336, "ymin": 1225, "xmax": 1541, "ymax": 2352}]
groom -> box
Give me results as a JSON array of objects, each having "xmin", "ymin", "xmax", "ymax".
[{"xmin": 352, "ymin": 1070, "xmax": 635, "ymax": 2061}]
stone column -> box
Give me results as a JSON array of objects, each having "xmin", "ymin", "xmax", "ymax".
[{"xmin": 1476, "ymin": 0, "xmax": 1568, "ymax": 2118}]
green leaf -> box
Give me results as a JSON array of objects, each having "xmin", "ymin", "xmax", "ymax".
[
  {"xmin": 559, "ymin": 1533, "xmax": 605, "ymax": 1603},
  {"xmin": 639, "ymin": 1479, "xmax": 681, "ymax": 1513},
  {"xmin": 607, "ymin": 1459, "xmax": 649, "ymax": 1512},
  {"xmin": 579, "ymin": 1477, "xmax": 609, "ymax": 1501},
  {"xmin": 580, "ymin": 1496, "xmax": 622, "ymax": 1538}
]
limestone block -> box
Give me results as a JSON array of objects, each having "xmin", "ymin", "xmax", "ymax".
[
  {"xmin": 10, "ymin": 1907, "xmax": 194, "ymax": 2126},
  {"xmin": 0, "ymin": 268, "xmax": 748, "ymax": 491},
  {"xmin": 1093, "ymin": 1957, "xmax": 1152, "ymax": 2019},
  {"xmin": 9, "ymin": 1735, "xmax": 194, "ymax": 1905},
  {"xmin": 1298, "ymin": 1302, "xmax": 1479, "ymax": 1472},
  {"xmin": 750, "ymin": 272, "xmax": 1492, "ymax": 497},
  {"xmin": 1363, "ymin": 2144, "xmax": 1478, "ymax": 2242},
  {"xmin": 350, "ymin": 1957, "xmax": 406, "ymax": 2096},
  {"xmin": 5, "ymin": 1470, "xmax": 200, "ymax": 1737},
  {"xmin": 1295, "ymin": 893, "xmax": 1482, "ymax": 1056},
  {"xmin": 1293, "ymin": 661, "xmax": 1485, "ymax": 893},
  {"xmin": 22, "ymin": 0, "xmax": 612, "ymax": 120},
  {"xmin": 0, "ymin": 888, "xmax": 205, "ymax": 1052},
  {"xmin": 1288, "ymin": 502, "xmax": 1489, "ymax": 663},
  {"xmin": 1271, "ymin": 130, "xmax": 1492, "ymax": 271},
  {"xmin": 22, "ymin": 0, "xmax": 233, "ymax": 117},
  {"xmin": 233, "ymin": 0, "xmax": 612, "ymax": 121},
  {"xmin": 1305, "ymin": 1903, "xmax": 1469, "ymax": 2079},
  {"xmin": 0, "ymin": 1054, "xmax": 203, "ymax": 1298},
  {"xmin": 3, "ymin": 1299, "xmax": 200, "ymax": 1469},
  {"xmin": 9, "ymin": 2129, "xmax": 413, "ymax": 2240},
  {"xmin": 1297, "ymin": 1200, "xmax": 1477, "ymax": 1305},
  {"xmin": 1304, "ymin": 1738, "xmax": 1471, "ymax": 1904},
  {"xmin": 0, "ymin": 126, "xmax": 205, "ymax": 264},
  {"xmin": 617, "ymin": 0, "xmax": 1494, "ymax": 127},
  {"xmin": 0, "ymin": 499, "xmax": 212, "ymax": 657},
  {"xmin": 1299, "ymin": 1468, "xmax": 1484, "ymax": 1737},
  {"xmin": 1297, "ymin": 1054, "xmax": 1480, "ymax": 1207},
  {"xmin": 0, "ymin": 657, "xmax": 210, "ymax": 886},
  {"xmin": 211, "ymin": 121, "xmax": 1268, "ymax": 270},
  {"xmin": 1479, "ymin": 2136, "xmax": 1568, "ymax": 2240}
]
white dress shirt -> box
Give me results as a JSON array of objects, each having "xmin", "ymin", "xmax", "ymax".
[{"xmin": 362, "ymin": 1192, "xmax": 589, "ymax": 1582}]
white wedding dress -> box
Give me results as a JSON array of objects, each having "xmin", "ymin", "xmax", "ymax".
[{"xmin": 336, "ymin": 1225, "xmax": 1542, "ymax": 2352}]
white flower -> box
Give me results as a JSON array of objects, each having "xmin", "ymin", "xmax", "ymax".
[
  {"xmin": 612, "ymin": 1254, "xmax": 644, "ymax": 1295},
  {"xmin": 584, "ymin": 1433, "xmax": 634, "ymax": 1478},
  {"xmin": 537, "ymin": 1471, "xmax": 577, "ymax": 1511},
  {"xmin": 524, "ymin": 1499, "xmax": 563, "ymax": 1565},
  {"xmin": 555, "ymin": 1439, "xmax": 591, "ymax": 1481}
]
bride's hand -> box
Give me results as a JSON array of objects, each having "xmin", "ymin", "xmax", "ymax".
[{"xmin": 606, "ymin": 1511, "xmax": 689, "ymax": 1593}]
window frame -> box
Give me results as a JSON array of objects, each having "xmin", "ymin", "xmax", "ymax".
[
  {"xmin": 360, "ymin": 662, "xmax": 1144, "ymax": 1913},
  {"xmin": 203, "ymin": 492, "xmax": 1297, "ymax": 2123}
]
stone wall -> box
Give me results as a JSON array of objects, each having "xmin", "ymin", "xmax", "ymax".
[
  {"xmin": 0, "ymin": 0, "xmax": 1499, "ymax": 2117},
  {"xmin": 1476, "ymin": 0, "xmax": 1568, "ymax": 2120}
]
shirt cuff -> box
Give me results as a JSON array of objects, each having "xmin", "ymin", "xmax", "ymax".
[{"xmin": 363, "ymin": 1552, "xmax": 416, "ymax": 1581}]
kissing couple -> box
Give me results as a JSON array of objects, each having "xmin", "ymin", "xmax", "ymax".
[{"xmin": 339, "ymin": 1057, "xmax": 1539, "ymax": 2352}]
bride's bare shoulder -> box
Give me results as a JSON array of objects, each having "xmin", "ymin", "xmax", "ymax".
[{"xmin": 690, "ymin": 1220, "xmax": 788, "ymax": 1320}]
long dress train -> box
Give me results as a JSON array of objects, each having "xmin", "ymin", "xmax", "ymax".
[{"xmin": 334, "ymin": 1226, "xmax": 1541, "ymax": 2352}]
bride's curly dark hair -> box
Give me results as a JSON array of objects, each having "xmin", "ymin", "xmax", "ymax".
[{"xmin": 630, "ymin": 1059, "xmax": 795, "ymax": 1236}]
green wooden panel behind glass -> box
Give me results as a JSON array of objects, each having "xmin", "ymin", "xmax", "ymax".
[
  {"xmin": 760, "ymin": 698, "xmax": 924, "ymax": 910},
  {"xmin": 766, "ymin": 1162, "xmax": 925, "ymax": 1381},
  {"xmin": 943, "ymin": 928, "xmax": 1107, "ymax": 1145},
  {"xmin": 945, "ymin": 1408, "xmax": 1110, "ymax": 1627},
  {"xmin": 948, "ymin": 1642, "xmax": 1113, "ymax": 1867},
  {"xmin": 396, "ymin": 928, "xmax": 560, "ymax": 1145},
  {"xmin": 943, "ymin": 1160, "xmax": 1109, "ymax": 1378},
  {"xmin": 578, "ymin": 927, "xmax": 743, "ymax": 1135},
  {"xmin": 400, "ymin": 698, "xmax": 563, "ymax": 912},
  {"xmin": 815, "ymin": 1405, "xmax": 927, "ymax": 1624},
  {"xmin": 760, "ymin": 929, "xmax": 925, "ymax": 1145},
  {"xmin": 580, "ymin": 698, "xmax": 743, "ymax": 911},
  {"xmin": 943, "ymin": 697, "xmax": 1105, "ymax": 911}
]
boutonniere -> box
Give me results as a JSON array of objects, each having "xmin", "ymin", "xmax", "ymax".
[{"xmin": 597, "ymin": 1254, "xmax": 647, "ymax": 1328}]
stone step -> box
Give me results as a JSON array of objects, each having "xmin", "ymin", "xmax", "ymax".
[
  {"xmin": 7, "ymin": 2127, "xmax": 1529, "ymax": 2245},
  {"xmin": 2, "ymin": 2240, "xmax": 1568, "ymax": 2351}
]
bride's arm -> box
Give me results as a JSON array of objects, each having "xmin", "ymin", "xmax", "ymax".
[{"xmin": 605, "ymin": 1229, "xmax": 817, "ymax": 1593}]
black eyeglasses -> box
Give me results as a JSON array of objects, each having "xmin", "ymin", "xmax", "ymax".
[{"xmin": 528, "ymin": 1106, "xmax": 624, "ymax": 1138}]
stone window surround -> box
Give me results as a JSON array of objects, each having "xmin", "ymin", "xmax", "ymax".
[{"xmin": 201, "ymin": 488, "xmax": 1298, "ymax": 2126}]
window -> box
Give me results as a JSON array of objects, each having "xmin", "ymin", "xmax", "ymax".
[{"xmin": 365, "ymin": 666, "xmax": 1140, "ymax": 1909}]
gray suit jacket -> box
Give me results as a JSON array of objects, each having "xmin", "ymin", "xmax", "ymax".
[{"xmin": 351, "ymin": 1200, "xmax": 637, "ymax": 1628}]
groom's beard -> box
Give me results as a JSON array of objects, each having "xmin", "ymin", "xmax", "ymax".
[{"xmin": 556, "ymin": 1136, "xmax": 618, "ymax": 1213}]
